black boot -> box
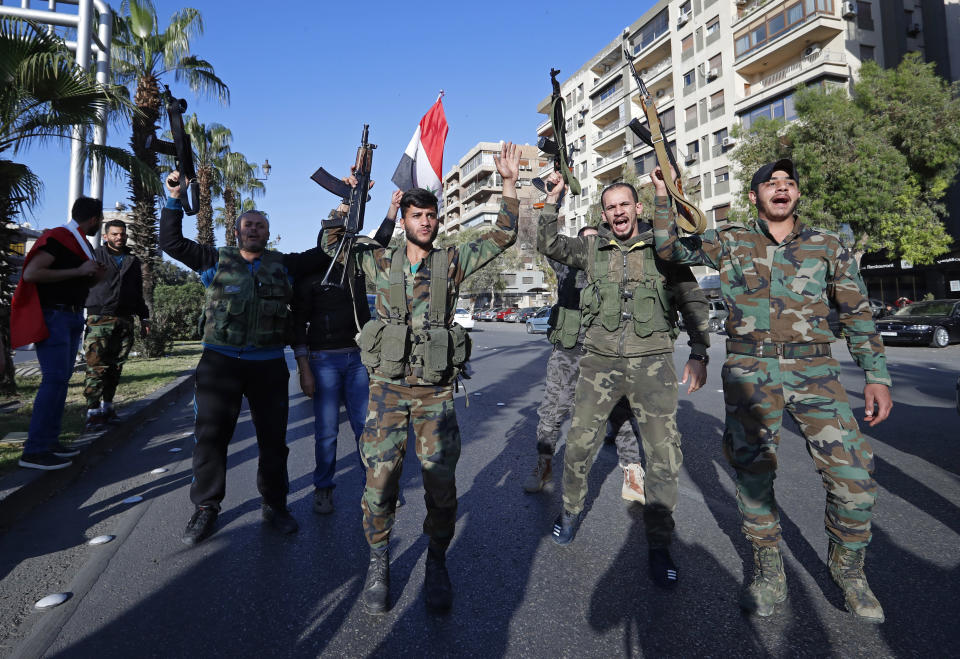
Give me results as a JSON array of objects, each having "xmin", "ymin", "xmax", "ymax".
[
  {"xmin": 424, "ymin": 540, "xmax": 453, "ymax": 614},
  {"xmin": 362, "ymin": 546, "xmax": 390, "ymax": 614}
]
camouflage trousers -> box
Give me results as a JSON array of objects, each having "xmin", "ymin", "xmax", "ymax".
[
  {"xmin": 564, "ymin": 351, "xmax": 682, "ymax": 548},
  {"xmin": 721, "ymin": 354, "xmax": 877, "ymax": 550},
  {"xmin": 537, "ymin": 343, "xmax": 640, "ymax": 465},
  {"xmin": 361, "ymin": 380, "xmax": 461, "ymax": 549},
  {"xmin": 83, "ymin": 315, "xmax": 135, "ymax": 409}
]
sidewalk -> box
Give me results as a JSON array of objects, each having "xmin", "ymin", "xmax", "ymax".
[{"xmin": 0, "ymin": 372, "xmax": 195, "ymax": 529}]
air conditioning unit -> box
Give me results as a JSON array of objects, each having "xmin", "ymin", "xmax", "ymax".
[
  {"xmin": 677, "ymin": 11, "xmax": 690, "ymax": 27},
  {"xmin": 841, "ymin": 1, "xmax": 856, "ymax": 19},
  {"xmin": 655, "ymin": 88, "xmax": 665, "ymax": 98},
  {"xmin": 685, "ymin": 153, "xmax": 698, "ymax": 164},
  {"xmin": 907, "ymin": 23, "xmax": 921, "ymax": 36},
  {"xmin": 803, "ymin": 45, "xmax": 821, "ymax": 57},
  {"xmin": 640, "ymin": 68, "xmax": 649, "ymax": 76},
  {"xmin": 721, "ymin": 136, "xmax": 737, "ymax": 148},
  {"xmin": 707, "ymin": 68, "xmax": 720, "ymax": 80}
]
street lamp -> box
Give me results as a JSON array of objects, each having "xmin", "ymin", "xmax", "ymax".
[{"xmin": 256, "ymin": 159, "xmax": 271, "ymax": 181}]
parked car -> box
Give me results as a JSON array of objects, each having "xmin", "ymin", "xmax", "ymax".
[
  {"xmin": 707, "ymin": 299, "xmax": 728, "ymax": 333},
  {"xmin": 479, "ymin": 308, "xmax": 500, "ymax": 321},
  {"xmin": 503, "ymin": 310, "xmax": 521, "ymax": 322},
  {"xmin": 868, "ymin": 298, "xmax": 887, "ymax": 318},
  {"xmin": 453, "ymin": 308, "xmax": 475, "ymax": 331},
  {"xmin": 875, "ymin": 299, "xmax": 960, "ymax": 347},
  {"xmin": 526, "ymin": 307, "xmax": 552, "ymax": 334},
  {"xmin": 471, "ymin": 305, "xmax": 489, "ymax": 321},
  {"xmin": 496, "ymin": 307, "xmax": 518, "ymax": 321},
  {"xmin": 516, "ymin": 307, "xmax": 540, "ymax": 323}
]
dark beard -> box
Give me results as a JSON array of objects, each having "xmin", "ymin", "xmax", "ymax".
[
  {"xmin": 105, "ymin": 243, "xmax": 124, "ymax": 255},
  {"xmin": 404, "ymin": 226, "xmax": 437, "ymax": 251}
]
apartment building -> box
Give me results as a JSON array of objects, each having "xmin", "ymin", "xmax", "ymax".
[
  {"xmin": 536, "ymin": 0, "xmax": 944, "ymax": 235},
  {"xmin": 440, "ymin": 142, "xmax": 552, "ymax": 308}
]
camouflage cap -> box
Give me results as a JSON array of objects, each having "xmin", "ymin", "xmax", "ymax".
[{"xmin": 750, "ymin": 158, "xmax": 799, "ymax": 193}]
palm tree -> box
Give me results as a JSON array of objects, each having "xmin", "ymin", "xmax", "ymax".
[
  {"xmin": 0, "ymin": 17, "xmax": 141, "ymax": 394},
  {"xmin": 214, "ymin": 151, "xmax": 264, "ymax": 247},
  {"xmin": 111, "ymin": 0, "xmax": 228, "ymax": 353}
]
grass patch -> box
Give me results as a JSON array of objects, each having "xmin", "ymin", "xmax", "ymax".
[{"xmin": 0, "ymin": 341, "xmax": 201, "ymax": 477}]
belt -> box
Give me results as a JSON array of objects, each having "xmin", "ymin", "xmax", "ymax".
[
  {"xmin": 726, "ymin": 339, "xmax": 831, "ymax": 359},
  {"xmin": 44, "ymin": 303, "xmax": 84, "ymax": 313}
]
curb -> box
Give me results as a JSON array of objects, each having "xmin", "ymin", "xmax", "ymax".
[{"xmin": 0, "ymin": 372, "xmax": 195, "ymax": 531}]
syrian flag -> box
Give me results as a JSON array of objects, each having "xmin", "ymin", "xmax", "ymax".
[{"xmin": 391, "ymin": 92, "xmax": 448, "ymax": 198}]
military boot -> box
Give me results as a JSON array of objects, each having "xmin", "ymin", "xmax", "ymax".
[
  {"xmin": 522, "ymin": 454, "xmax": 552, "ymax": 493},
  {"xmin": 424, "ymin": 539, "xmax": 453, "ymax": 614},
  {"xmin": 828, "ymin": 540, "xmax": 885, "ymax": 624},
  {"xmin": 740, "ymin": 543, "xmax": 787, "ymax": 617},
  {"xmin": 362, "ymin": 546, "xmax": 390, "ymax": 615}
]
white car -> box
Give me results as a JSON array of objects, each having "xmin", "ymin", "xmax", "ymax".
[{"xmin": 453, "ymin": 308, "xmax": 475, "ymax": 331}]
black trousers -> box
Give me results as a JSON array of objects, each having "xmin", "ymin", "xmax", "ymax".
[{"xmin": 191, "ymin": 350, "xmax": 290, "ymax": 510}]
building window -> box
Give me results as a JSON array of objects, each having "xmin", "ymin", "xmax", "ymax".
[
  {"xmin": 706, "ymin": 16, "xmax": 720, "ymax": 36},
  {"xmin": 679, "ymin": 0, "xmax": 692, "ymax": 15},
  {"xmin": 714, "ymin": 204, "xmax": 730, "ymax": 222},
  {"xmin": 741, "ymin": 92, "xmax": 797, "ymax": 129},
  {"xmin": 683, "ymin": 69, "xmax": 696, "ymax": 87},
  {"xmin": 687, "ymin": 140, "xmax": 699, "ymax": 157},
  {"xmin": 734, "ymin": 0, "xmax": 833, "ymax": 59},
  {"xmin": 714, "ymin": 167, "xmax": 729, "ymax": 183},
  {"xmin": 577, "ymin": 83, "xmax": 584, "ymax": 102},
  {"xmin": 598, "ymin": 80, "xmax": 620, "ymax": 102},
  {"xmin": 634, "ymin": 151, "xmax": 657, "ymax": 175},
  {"xmin": 708, "ymin": 53, "xmax": 722, "ymax": 77},
  {"xmin": 681, "ymin": 34, "xmax": 694, "ymax": 55},
  {"xmin": 634, "ymin": 9, "xmax": 669, "ymax": 52},
  {"xmin": 860, "ymin": 44, "xmax": 875, "ymax": 62},
  {"xmin": 710, "ymin": 89, "xmax": 724, "ymax": 110},
  {"xmin": 713, "ymin": 127, "xmax": 728, "ymax": 146},
  {"xmin": 522, "ymin": 276, "xmax": 534, "ymax": 285},
  {"xmin": 685, "ymin": 104, "xmax": 698, "ymax": 123},
  {"xmin": 856, "ymin": 1, "xmax": 874, "ymax": 30},
  {"xmin": 660, "ymin": 107, "xmax": 676, "ymax": 132}
]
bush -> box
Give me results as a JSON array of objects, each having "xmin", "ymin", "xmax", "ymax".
[{"xmin": 154, "ymin": 282, "xmax": 205, "ymax": 340}]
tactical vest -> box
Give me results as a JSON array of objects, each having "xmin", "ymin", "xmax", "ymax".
[
  {"xmin": 200, "ymin": 248, "xmax": 292, "ymax": 349},
  {"xmin": 357, "ymin": 247, "xmax": 471, "ymax": 384},
  {"xmin": 580, "ymin": 238, "xmax": 677, "ymax": 339},
  {"xmin": 547, "ymin": 264, "xmax": 585, "ymax": 349}
]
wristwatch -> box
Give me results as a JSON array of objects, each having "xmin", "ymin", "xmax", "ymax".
[{"xmin": 689, "ymin": 353, "xmax": 709, "ymax": 365}]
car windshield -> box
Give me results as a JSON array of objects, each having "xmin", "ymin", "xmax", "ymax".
[
  {"xmin": 456, "ymin": 309, "xmax": 469, "ymax": 314},
  {"xmin": 894, "ymin": 301, "xmax": 956, "ymax": 317}
]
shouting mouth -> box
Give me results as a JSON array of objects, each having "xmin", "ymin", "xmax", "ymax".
[{"xmin": 612, "ymin": 216, "xmax": 630, "ymax": 233}]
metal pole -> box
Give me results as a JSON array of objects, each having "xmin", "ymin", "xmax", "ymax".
[
  {"xmin": 67, "ymin": 0, "xmax": 93, "ymax": 222},
  {"xmin": 88, "ymin": 0, "xmax": 112, "ymax": 210}
]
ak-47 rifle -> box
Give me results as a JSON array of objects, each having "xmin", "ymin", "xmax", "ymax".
[
  {"xmin": 311, "ymin": 124, "xmax": 376, "ymax": 287},
  {"xmin": 148, "ymin": 85, "xmax": 200, "ymax": 216},
  {"xmin": 623, "ymin": 46, "xmax": 706, "ymax": 234},
  {"xmin": 532, "ymin": 68, "xmax": 581, "ymax": 204}
]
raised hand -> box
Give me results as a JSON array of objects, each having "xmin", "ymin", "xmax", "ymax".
[
  {"xmin": 544, "ymin": 171, "xmax": 566, "ymax": 205},
  {"xmin": 494, "ymin": 141, "xmax": 520, "ymax": 187}
]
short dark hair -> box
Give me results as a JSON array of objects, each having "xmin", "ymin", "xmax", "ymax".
[
  {"xmin": 599, "ymin": 182, "xmax": 638, "ymax": 207},
  {"xmin": 577, "ymin": 225, "xmax": 598, "ymax": 237},
  {"xmin": 71, "ymin": 196, "xmax": 102, "ymax": 223},
  {"xmin": 103, "ymin": 219, "xmax": 127, "ymax": 233},
  {"xmin": 400, "ymin": 188, "xmax": 438, "ymax": 216},
  {"xmin": 234, "ymin": 210, "xmax": 269, "ymax": 232}
]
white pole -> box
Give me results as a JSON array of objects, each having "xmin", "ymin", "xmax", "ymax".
[{"xmin": 67, "ymin": 0, "xmax": 92, "ymax": 223}]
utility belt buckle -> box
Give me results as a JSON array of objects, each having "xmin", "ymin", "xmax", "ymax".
[
  {"xmin": 621, "ymin": 290, "xmax": 633, "ymax": 300},
  {"xmin": 621, "ymin": 311, "xmax": 633, "ymax": 321}
]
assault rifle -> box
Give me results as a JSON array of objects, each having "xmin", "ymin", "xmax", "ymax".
[
  {"xmin": 532, "ymin": 68, "xmax": 581, "ymax": 204},
  {"xmin": 311, "ymin": 124, "xmax": 376, "ymax": 287},
  {"xmin": 623, "ymin": 46, "xmax": 706, "ymax": 234},
  {"xmin": 148, "ymin": 85, "xmax": 200, "ymax": 216}
]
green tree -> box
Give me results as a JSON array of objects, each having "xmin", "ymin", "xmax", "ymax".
[
  {"xmin": 730, "ymin": 54, "xmax": 960, "ymax": 264},
  {"xmin": 167, "ymin": 114, "xmax": 230, "ymax": 245},
  {"xmin": 437, "ymin": 226, "xmax": 521, "ymax": 306},
  {"xmin": 0, "ymin": 17, "xmax": 143, "ymax": 393},
  {"xmin": 155, "ymin": 259, "xmax": 199, "ymax": 285},
  {"xmin": 111, "ymin": 0, "xmax": 228, "ymax": 354}
]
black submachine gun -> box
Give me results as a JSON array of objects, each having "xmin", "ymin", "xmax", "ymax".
[
  {"xmin": 532, "ymin": 68, "xmax": 581, "ymax": 204},
  {"xmin": 310, "ymin": 124, "xmax": 376, "ymax": 287},
  {"xmin": 148, "ymin": 85, "xmax": 200, "ymax": 216}
]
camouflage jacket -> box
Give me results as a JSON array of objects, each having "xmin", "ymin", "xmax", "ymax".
[
  {"xmin": 537, "ymin": 202, "xmax": 709, "ymax": 359},
  {"xmin": 650, "ymin": 196, "xmax": 890, "ymax": 386},
  {"xmin": 331, "ymin": 197, "xmax": 519, "ymax": 385}
]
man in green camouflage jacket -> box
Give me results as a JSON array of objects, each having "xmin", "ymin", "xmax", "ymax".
[
  {"xmin": 329, "ymin": 142, "xmax": 519, "ymax": 616},
  {"xmin": 650, "ymin": 159, "xmax": 893, "ymax": 623},
  {"xmin": 537, "ymin": 171, "xmax": 710, "ymax": 590}
]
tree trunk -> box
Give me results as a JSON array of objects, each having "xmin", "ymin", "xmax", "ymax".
[
  {"xmin": 0, "ymin": 186, "xmax": 21, "ymax": 394},
  {"xmin": 223, "ymin": 186, "xmax": 237, "ymax": 247},
  {"xmin": 196, "ymin": 165, "xmax": 214, "ymax": 246},
  {"xmin": 129, "ymin": 75, "xmax": 163, "ymax": 357}
]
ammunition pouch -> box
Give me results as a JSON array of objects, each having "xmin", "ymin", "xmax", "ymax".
[
  {"xmin": 598, "ymin": 281, "xmax": 623, "ymax": 332},
  {"xmin": 358, "ymin": 319, "xmax": 385, "ymax": 371},
  {"xmin": 579, "ymin": 283, "xmax": 600, "ymax": 329},
  {"xmin": 359, "ymin": 319, "xmax": 410, "ymax": 378},
  {"xmin": 548, "ymin": 306, "xmax": 581, "ymax": 349}
]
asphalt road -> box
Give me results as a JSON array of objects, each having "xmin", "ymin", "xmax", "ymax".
[{"xmin": 0, "ymin": 324, "xmax": 957, "ymax": 658}]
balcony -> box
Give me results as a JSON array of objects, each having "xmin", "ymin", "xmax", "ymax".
[
  {"xmin": 736, "ymin": 49, "xmax": 848, "ymax": 111},
  {"xmin": 734, "ymin": 4, "xmax": 844, "ymax": 76},
  {"xmin": 461, "ymin": 201, "xmax": 502, "ymax": 224},
  {"xmin": 537, "ymin": 117, "xmax": 553, "ymax": 137},
  {"xmin": 459, "ymin": 159, "xmax": 495, "ymax": 185},
  {"xmin": 591, "ymin": 83, "xmax": 625, "ymax": 114},
  {"xmin": 592, "ymin": 117, "xmax": 627, "ymax": 146},
  {"xmin": 591, "ymin": 65, "xmax": 623, "ymax": 94}
]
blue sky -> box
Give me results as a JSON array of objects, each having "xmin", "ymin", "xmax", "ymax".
[{"xmin": 13, "ymin": 0, "xmax": 657, "ymax": 252}]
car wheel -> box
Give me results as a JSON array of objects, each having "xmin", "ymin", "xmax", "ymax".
[
  {"xmin": 526, "ymin": 323, "xmax": 533, "ymax": 334},
  {"xmin": 707, "ymin": 318, "xmax": 721, "ymax": 333},
  {"xmin": 931, "ymin": 326, "xmax": 950, "ymax": 348}
]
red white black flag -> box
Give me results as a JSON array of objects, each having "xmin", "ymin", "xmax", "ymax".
[{"xmin": 391, "ymin": 92, "xmax": 448, "ymax": 197}]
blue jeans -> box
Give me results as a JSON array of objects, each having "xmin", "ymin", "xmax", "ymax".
[
  {"xmin": 309, "ymin": 349, "xmax": 369, "ymax": 489},
  {"xmin": 25, "ymin": 309, "xmax": 85, "ymax": 454}
]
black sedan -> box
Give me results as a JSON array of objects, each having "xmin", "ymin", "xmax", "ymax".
[{"xmin": 875, "ymin": 299, "xmax": 960, "ymax": 348}]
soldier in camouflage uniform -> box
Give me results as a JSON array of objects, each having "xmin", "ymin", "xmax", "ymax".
[
  {"xmin": 82, "ymin": 219, "xmax": 149, "ymax": 430},
  {"xmin": 525, "ymin": 231, "xmax": 648, "ymax": 503},
  {"xmin": 330, "ymin": 143, "xmax": 519, "ymax": 615},
  {"xmin": 651, "ymin": 159, "xmax": 893, "ymax": 623},
  {"xmin": 537, "ymin": 172, "xmax": 710, "ymax": 589}
]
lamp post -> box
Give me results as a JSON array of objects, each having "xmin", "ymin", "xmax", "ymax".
[{"xmin": 256, "ymin": 159, "xmax": 271, "ymax": 181}]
